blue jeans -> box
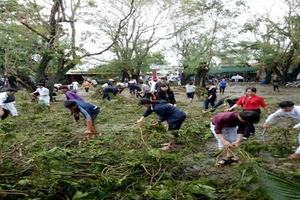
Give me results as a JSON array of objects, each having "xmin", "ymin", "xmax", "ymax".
[{"xmin": 204, "ymin": 98, "xmax": 216, "ymax": 110}]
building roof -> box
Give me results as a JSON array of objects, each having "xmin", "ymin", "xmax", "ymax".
[{"xmin": 208, "ymin": 65, "xmax": 258, "ymax": 74}]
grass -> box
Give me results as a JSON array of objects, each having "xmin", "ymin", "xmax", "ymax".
[{"xmin": 1, "ymin": 85, "xmax": 300, "ymax": 199}]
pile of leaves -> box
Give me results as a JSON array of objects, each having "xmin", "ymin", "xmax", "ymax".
[{"xmin": 1, "ymin": 89, "xmax": 300, "ymax": 199}]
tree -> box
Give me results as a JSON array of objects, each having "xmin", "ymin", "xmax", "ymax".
[
  {"xmin": 0, "ymin": 0, "xmax": 135, "ymax": 94},
  {"xmin": 95, "ymin": 0, "xmax": 173, "ymax": 80},
  {"xmin": 237, "ymin": 0, "xmax": 300, "ymax": 83},
  {"xmin": 170, "ymin": 0, "xmax": 247, "ymax": 86}
]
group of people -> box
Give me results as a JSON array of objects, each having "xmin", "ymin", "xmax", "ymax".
[{"xmin": 2, "ymin": 77, "xmax": 300, "ymax": 165}]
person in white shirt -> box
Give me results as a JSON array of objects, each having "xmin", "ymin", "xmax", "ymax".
[
  {"xmin": 0, "ymin": 88, "xmax": 18, "ymax": 120},
  {"xmin": 91, "ymin": 79, "xmax": 98, "ymax": 88},
  {"xmin": 185, "ymin": 81, "xmax": 196, "ymax": 103},
  {"xmin": 263, "ymin": 101, "xmax": 300, "ymax": 160},
  {"xmin": 148, "ymin": 77, "xmax": 158, "ymax": 100},
  {"xmin": 72, "ymin": 81, "xmax": 80, "ymax": 90},
  {"xmin": 30, "ymin": 83, "xmax": 50, "ymax": 106}
]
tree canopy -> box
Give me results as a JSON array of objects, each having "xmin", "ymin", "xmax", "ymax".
[{"xmin": 1, "ymin": 0, "xmax": 300, "ymax": 87}]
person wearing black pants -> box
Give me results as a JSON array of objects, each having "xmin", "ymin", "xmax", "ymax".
[{"xmin": 204, "ymin": 82, "xmax": 217, "ymax": 111}]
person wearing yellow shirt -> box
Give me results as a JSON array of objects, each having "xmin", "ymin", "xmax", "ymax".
[{"xmin": 82, "ymin": 80, "xmax": 92, "ymax": 93}]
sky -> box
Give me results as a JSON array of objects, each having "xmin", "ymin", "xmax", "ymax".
[
  {"xmin": 31, "ymin": 0, "xmax": 288, "ymax": 69},
  {"xmin": 247, "ymin": 0, "xmax": 287, "ymax": 17},
  {"xmin": 73, "ymin": 0, "xmax": 289, "ymax": 68},
  {"xmin": 162, "ymin": 0, "xmax": 289, "ymax": 66}
]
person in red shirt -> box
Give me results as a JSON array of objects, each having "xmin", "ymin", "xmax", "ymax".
[
  {"xmin": 210, "ymin": 111, "xmax": 260, "ymax": 165},
  {"xmin": 227, "ymin": 87, "xmax": 271, "ymax": 139}
]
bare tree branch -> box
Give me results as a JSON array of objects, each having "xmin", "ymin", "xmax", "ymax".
[{"xmin": 80, "ymin": 0, "xmax": 135, "ymax": 58}]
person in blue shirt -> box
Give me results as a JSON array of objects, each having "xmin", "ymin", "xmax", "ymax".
[
  {"xmin": 218, "ymin": 79, "xmax": 229, "ymax": 94},
  {"xmin": 64, "ymin": 100, "xmax": 101, "ymax": 139},
  {"xmin": 136, "ymin": 98, "xmax": 186, "ymax": 150}
]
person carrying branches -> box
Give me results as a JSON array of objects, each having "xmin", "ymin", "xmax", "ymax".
[
  {"xmin": 263, "ymin": 101, "xmax": 300, "ymax": 160},
  {"xmin": 210, "ymin": 110, "xmax": 260, "ymax": 166},
  {"xmin": 0, "ymin": 88, "xmax": 18, "ymax": 120},
  {"xmin": 135, "ymin": 98, "xmax": 186, "ymax": 151},
  {"xmin": 64, "ymin": 100, "xmax": 101, "ymax": 139},
  {"xmin": 227, "ymin": 87, "xmax": 271, "ymax": 139}
]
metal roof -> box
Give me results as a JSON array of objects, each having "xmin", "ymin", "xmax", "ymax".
[{"xmin": 208, "ymin": 66, "xmax": 258, "ymax": 74}]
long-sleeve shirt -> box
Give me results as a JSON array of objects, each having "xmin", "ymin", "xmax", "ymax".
[
  {"xmin": 265, "ymin": 106, "xmax": 300, "ymax": 128},
  {"xmin": 0, "ymin": 92, "xmax": 9, "ymax": 106},
  {"xmin": 142, "ymin": 101, "xmax": 186, "ymax": 128},
  {"xmin": 34, "ymin": 87, "xmax": 49, "ymax": 97},
  {"xmin": 0, "ymin": 88, "xmax": 15, "ymax": 103},
  {"xmin": 156, "ymin": 91, "xmax": 176, "ymax": 105},
  {"xmin": 207, "ymin": 86, "xmax": 217, "ymax": 98},
  {"xmin": 66, "ymin": 90, "xmax": 84, "ymax": 101},
  {"xmin": 236, "ymin": 95, "xmax": 267, "ymax": 110},
  {"xmin": 211, "ymin": 112, "xmax": 247, "ymax": 134}
]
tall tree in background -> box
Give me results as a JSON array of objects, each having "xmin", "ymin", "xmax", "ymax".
[
  {"xmin": 95, "ymin": 0, "xmax": 173, "ymax": 80},
  {"xmin": 0, "ymin": 0, "xmax": 135, "ymax": 92},
  {"xmin": 237, "ymin": 0, "xmax": 300, "ymax": 83},
  {"xmin": 170, "ymin": 0, "xmax": 247, "ymax": 86}
]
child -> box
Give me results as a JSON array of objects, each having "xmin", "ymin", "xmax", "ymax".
[
  {"xmin": 102, "ymin": 87, "xmax": 121, "ymax": 101},
  {"xmin": 204, "ymin": 82, "xmax": 217, "ymax": 111},
  {"xmin": 218, "ymin": 79, "xmax": 229, "ymax": 94},
  {"xmin": 227, "ymin": 87, "xmax": 271, "ymax": 139},
  {"xmin": 58, "ymin": 85, "xmax": 84, "ymax": 101},
  {"xmin": 185, "ymin": 81, "xmax": 196, "ymax": 103},
  {"xmin": 30, "ymin": 83, "xmax": 50, "ymax": 106},
  {"xmin": 64, "ymin": 100, "xmax": 101, "ymax": 139},
  {"xmin": 136, "ymin": 98, "xmax": 186, "ymax": 150},
  {"xmin": 137, "ymin": 80, "xmax": 151, "ymax": 99},
  {"xmin": 210, "ymin": 111, "xmax": 260, "ymax": 165},
  {"xmin": 156, "ymin": 83, "xmax": 177, "ymax": 106},
  {"xmin": 0, "ymin": 88, "xmax": 18, "ymax": 120},
  {"xmin": 82, "ymin": 80, "xmax": 92, "ymax": 93}
]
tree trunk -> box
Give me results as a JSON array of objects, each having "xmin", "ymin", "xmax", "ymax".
[{"xmin": 195, "ymin": 67, "xmax": 209, "ymax": 87}]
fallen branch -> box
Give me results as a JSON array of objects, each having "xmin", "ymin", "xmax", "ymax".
[
  {"xmin": 63, "ymin": 136, "xmax": 78, "ymax": 147},
  {"xmin": 0, "ymin": 190, "xmax": 28, "ymax": 197},
  {"xmin": 50, "ymin": 172, "xmax": 101, "ymax": 178}
]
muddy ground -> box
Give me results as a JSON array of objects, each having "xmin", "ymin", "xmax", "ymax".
[{"xmin": 67, "ymin": 82, "xmax": 300, "ymax": 142}]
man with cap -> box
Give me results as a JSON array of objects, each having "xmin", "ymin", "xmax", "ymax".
[
  {"xmin": 0, "ymin": 88, "xmax": 18, "ymax": 120},
  {"xmin": 30, "ymin": 83, "xmax": 50, "ymax": 106},
  {"xmin": 64, "ymin": 100, "xmax": 101, "ymax": 139}
]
